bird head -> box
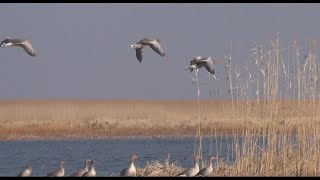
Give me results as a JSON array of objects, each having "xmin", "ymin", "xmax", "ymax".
[
  {"xmin": 131, "ymin": 154, "xmax": 138, "ymax": 160},
  {"xmin": 0, "ymin": 38, "xmax": 12, "ymax": 48},
  {"xmin": 27, "ymin": 165, "xmax": 32, "ymax": 171}
]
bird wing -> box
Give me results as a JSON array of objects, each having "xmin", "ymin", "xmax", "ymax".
[
  {"xmin": 46, "ymin": 171, "xmax": 56, "ymax": 177},
  {"xmin": 135, "ymin": 48, "xmax": 143, "ymax": 63},
  {"xmin": 47, "ymin": 169, "xmax": 60, "ymax": 177},
  {"xmin": 17, "ymin": 170, "xmax": 26, "ymax": 177},
  {"xmin": 190, "ymin": 57, "xmax": 207, "ymax": 65},
  {"xmin": 16, "ymin": 40, "xmax": 36, "ymax": 57},
  {"xmin": 204, "ymin": 60, "xmax": 215, "ymax": 74},
  {"xmin": 82, "ymin": 171, "xmax": 89, "ymax": 177},
  {"xmin": 71, "ymin": 169, "xmax": 87, "ymax": 177},
  {"xmin": 177, "ymin": 168, "xmax": 190, "ymax": 176},
  {"xmin": 120, "ymin": 168, "xmax": 128, "ymax": 176},
  {"xmin": 147, "ymin": 41, "xmax": 165, "ymax": 57},
  {"xmin": 196, "ymin": 167, "xmax": 207, "ymax": 176}
]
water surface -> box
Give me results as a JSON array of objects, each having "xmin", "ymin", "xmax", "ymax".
[{"xmin": 0, "ymin": 137, "xmax": 234, "ymax": 176}]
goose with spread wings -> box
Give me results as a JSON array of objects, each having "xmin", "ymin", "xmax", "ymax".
[
  {"xmin": 187, "ymin": 56, "xmax": 220, "ymax": 74},
  {"xmin": 130, "ymin": 38, "xmax": 165, "ymax": 63},
  {"xmin": 0, "ymin": 38, "xmax": 37, "ymax": 57}
]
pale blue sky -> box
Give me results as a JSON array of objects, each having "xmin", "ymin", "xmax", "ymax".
[{"xmin": 0, "ymin": 3, "xmax": 319, "ymax": 99}]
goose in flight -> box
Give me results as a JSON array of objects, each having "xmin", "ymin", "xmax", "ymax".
[
  {"xmin": 186, "ymin": 56, "xmax": 220, "ymax": 74},
  {"xmin": 0, "ymin": 38, "xmax": 37, "ymax": 57},
  {"xmin": 120, "ymin": 154, "xmax": 138, "ymax": 177},
  {"xmin": 18, "ymin": 165, "xmax": 32, "ymax": 177},
  {"xmin": 130, "ymin": 38, "xmax": 165, "ymax": 63}
]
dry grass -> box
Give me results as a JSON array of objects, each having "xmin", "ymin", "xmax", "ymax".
[
  {"xmin": 137, "ymin": 154, "xmax": 183, "ymax": 176},
  {"xmin": 1, "ymin": 99, "xmax": 319, "ymax": 140}
]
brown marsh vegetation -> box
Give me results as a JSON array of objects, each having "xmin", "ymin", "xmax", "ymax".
[{"xmin": 0, "ymin": 98, "xmax": 319, "ymax": 141}]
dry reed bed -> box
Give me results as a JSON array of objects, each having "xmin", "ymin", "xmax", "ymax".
[
  {"xmin": 136, "ymin": 34, "xmax": 320, "ymax": 176},
  {"xmin": 0, "ymin": 99, "xmax": 319, "ymax": 140}
]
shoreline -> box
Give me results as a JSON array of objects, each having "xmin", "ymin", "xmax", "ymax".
[{"xmin": 0, "ymin": 131, "xmax": 237, "ymax": 142}]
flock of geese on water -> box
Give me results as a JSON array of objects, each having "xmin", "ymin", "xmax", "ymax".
[
  {"xmin": 18, "ymin": 154, "xmax": 217, "ymax": 177},
  {"xmin": 1, "ymin": 37, "xmax": 220, "ymax": 177}
]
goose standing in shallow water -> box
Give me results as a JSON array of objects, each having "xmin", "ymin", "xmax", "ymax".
[
  {"xmin": 47, "ymin": 160, "xmax": 65, "ymax": 177},
  {"xmin": 18, "ymin": 165, "xmax": 32, "ymax": 177},
  {"xmin": 70, "ymin": 159, "xmax": 90, "ymax": 177},
  {"xmin": 0, "ymin": 38, "xmax": 37, "ymax": 57},
  {"xmin": 82, "ymin": 160, "xmax": 96, "ymax": 177},
  {"xmin": 120, "ymin": 154, "xmax": 138, "ymax": 177},
  {"xmin": 186, "ymin": 56, "xmax": 220, "ymax": 75},
  {"xmin": 196, "ymin": 156, "xmax": 216, "ymax": 176},
  {"xmin": 176, "ymin": 155, "xmax": 201, "ymax": 177},
  {"xmin": 130, "ymin": 38, "xmax": 165, "ymax": 63}
]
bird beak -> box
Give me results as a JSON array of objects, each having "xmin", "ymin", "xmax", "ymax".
[{"xmin": 212, "ymin": 60, "xmax": 220, "ymax": 63}]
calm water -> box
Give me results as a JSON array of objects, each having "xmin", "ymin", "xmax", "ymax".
[{"xmin": 0, "ymin": 137, "xmax": 236, "ymax": 177}]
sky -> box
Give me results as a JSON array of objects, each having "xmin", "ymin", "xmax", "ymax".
[{"xmin": 0, "ymin": 3, "xmax": 319, "ymax": 100}]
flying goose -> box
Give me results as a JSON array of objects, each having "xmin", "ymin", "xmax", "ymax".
[
  {"xmin": 130, "ymin": 38, "xmax": 165, "ymax": 63},
  {"xmin": 18, "ymin": 165, "xmax": 32, "ymax": 177},
  {"xmin": 177, "ymin": 155, "xmax": 201, "ymax": 177},
  {"xmin": 120, "ymin": 154, "xmax": 138, "ymax": 177},
  {"xmin": 195, "ymin": 156, "xmax": 216, "ymax": 176},
  {"xmin": 0, "ymin": 38, "xmax": 37, "ymax": 57},
  {"xmin": 186, "ymin": 56, "xmax": 220, "ymax": 74},
  {"xmin": 70, "ymin": 159, "xmax": 90, "ymax": 177},
  {"xmin": 82, "ymin": 160, "xmax": 96, "ymax": 177},
  {"xmin": 47, "ymin": 160, "xmax": 65, "ymax": 177}
]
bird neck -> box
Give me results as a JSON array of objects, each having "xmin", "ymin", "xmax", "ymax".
[
  {"xmin": 90, "ymin": 164, "xmax": 95, "ymax": 171},
  {"xmin": 129, "ymin": 160, "xmax": 135, "ymax": 169},
  {"xmin": 194, "ymin": 160, "xmax": 199, "ymax": 169}
]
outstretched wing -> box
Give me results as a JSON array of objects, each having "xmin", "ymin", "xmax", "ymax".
[
  {"xmin": 190, "ymin": 56, "xmax": 206, "ymax": 65},
  {"xmin": 148, "ymin": 41, "xmax": 165, "ymax": 57},
  {"xmin": 17, "ymin": 40, "xmax": 36, "ymax": 57},
  {"xmin": 135, "ymin": 48, "xmax": 143, "ymax": 63},
  {"xmin": 204, "ymin": 60, "xmax": 215, "ymax": 74}
]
